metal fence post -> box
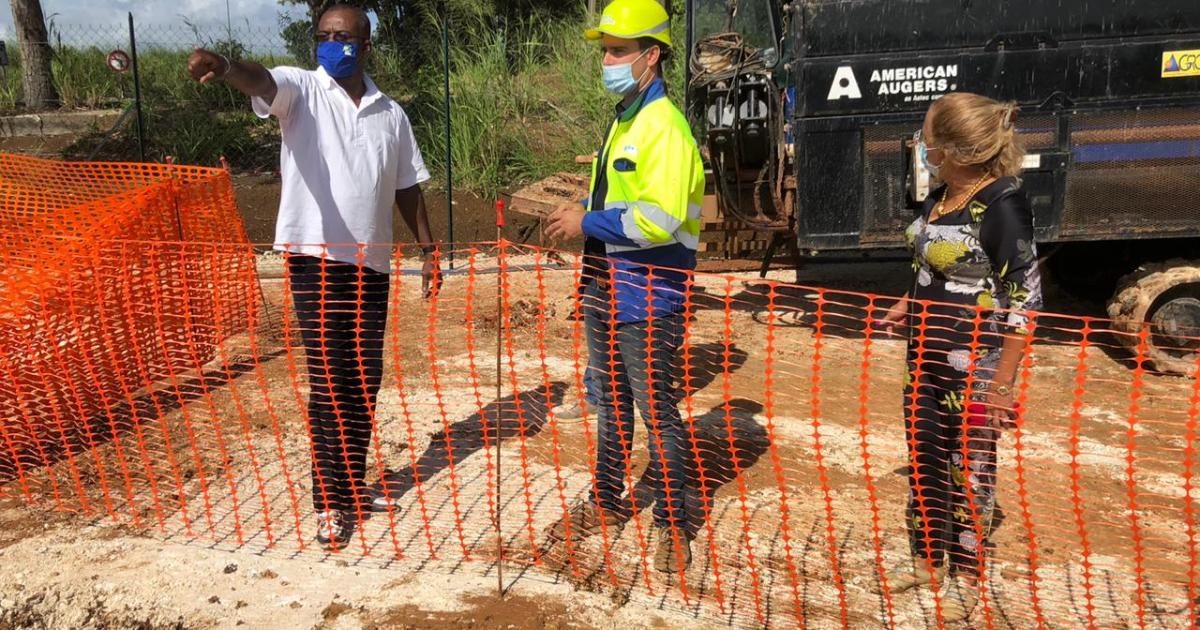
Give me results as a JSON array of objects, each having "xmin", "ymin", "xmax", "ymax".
[
  {"xmin": 128, "ymin": 12, "xmax": 146, "ymax": 162},
  {"xmin": 442, "ymin": 2, "xmax": 454, "ymax": 268}
]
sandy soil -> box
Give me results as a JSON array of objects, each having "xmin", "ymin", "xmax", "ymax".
[
  {"xmin": 1, "ymin": 141, "xmax": 1184, "ymax": 628},
  {"xmin": 1, "ymin": 251, "xmax": 1192, "ymax": 629},
  {"xmin": 231, "ymin": 173, "xmax": 570, "ymax": 252}
]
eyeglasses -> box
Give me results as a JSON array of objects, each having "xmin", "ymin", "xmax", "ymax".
[
  {"xmin": 912, "ymin": 129, "xmax": 943, "ymax": 161},
  {"xmin": 912, "ymin": 127, "xmax": 940, "ymax": 152},
  {"xmin": 314, "ymin": 31, "xmax": 367, "ymax": 44}
]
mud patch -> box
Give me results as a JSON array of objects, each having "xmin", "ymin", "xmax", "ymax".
[{"xmin": 365, "ymin": 592, "xmax": 595, "ymax": 630}]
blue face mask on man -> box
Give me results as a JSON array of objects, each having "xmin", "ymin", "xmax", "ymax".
[
  {"xmin": 317, "ymin": 41, "xmax": 360, "ymax": 79},
  {"xmin": 602, "ymin": 48, "xmax": 651, "ymax": 95}
]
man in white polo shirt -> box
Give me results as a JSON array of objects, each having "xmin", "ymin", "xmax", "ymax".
[{"xmin": 187, "ymin": 3, "xmax": 438, "ymax": 551}]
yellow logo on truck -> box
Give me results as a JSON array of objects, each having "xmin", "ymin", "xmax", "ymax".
[{"xmin": 1163, "ymin": 50, "xmax": 1200, "ymax": 78}]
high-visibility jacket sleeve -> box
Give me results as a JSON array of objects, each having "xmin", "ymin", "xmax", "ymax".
[
  {"xmin": 582, "ymin": 207, "xmax": 639, "ymax": 247},
  {"xmin": 581, "ymin": 121, "xmax": 696, "ymax": 248},
  {"xmin": 620, "ymin": 122, "xmax": 693, "ymax": 245}
]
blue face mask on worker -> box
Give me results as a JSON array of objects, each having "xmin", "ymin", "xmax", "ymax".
[
  {"xmin": 603, "ymin": 48, "xmax": 652, "ymax": 95},
  {"xmin": 317, "ymin": 41, "xmax": 360, "ymax": 79}
]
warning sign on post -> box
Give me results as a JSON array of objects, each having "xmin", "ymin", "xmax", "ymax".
[{"xmin": 1162, "ymin": 50, "xmax": 1200, "ymax": 78}]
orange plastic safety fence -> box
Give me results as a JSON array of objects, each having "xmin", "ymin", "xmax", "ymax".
[
  {"xmin": 1, "ymin": 155, "xmax": 253, "ymax": 525},
  {"xmin": 3, "ymin": 162, "xmax": 1199, "ymax": 628}
]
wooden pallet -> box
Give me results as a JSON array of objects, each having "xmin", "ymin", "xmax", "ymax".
[
  {"xmin": 699, "ymin": 213, "xmax": 791, "ymax": 257},
  {"xmin": 506, "ymin": 172, "xmax": 790, "ymax": 260}
]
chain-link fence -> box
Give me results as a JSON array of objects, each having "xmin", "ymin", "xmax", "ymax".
[
  {"xmin": 2, "ymin": 22, "xmax": 303, "ymax": 110},
  {"xmin": 1, "ymin": 20, "xmax": 317, "ymax": 172},
  {"xmin": 0, "ymin": 11, "xmax": 642, "ymax": 196},
  {"xmin": 48, "ymin": 22, "xmax": 296, "ymax": 56}
]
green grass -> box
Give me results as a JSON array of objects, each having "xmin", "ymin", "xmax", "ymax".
[
  {"xmin": 3, "ymin": 9, "xmax": 692, "ymax": 197},
  {"xmin": 398, "ymin": 14, "xmax": 688, "ymax": 196},
  {"xmin": 2, "ymin": 43, "xmax": 290, "ymax": 111},
  {"xmin": 400, "ymin": 19, "xmax": 614, "ymax": 194}
]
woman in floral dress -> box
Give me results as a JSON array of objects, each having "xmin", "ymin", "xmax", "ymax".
[{"xmin": 878, "ymin": 92, "xmax": 1044, "ymax": 623}]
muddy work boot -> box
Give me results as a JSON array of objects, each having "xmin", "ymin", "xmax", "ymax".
[
  {"xmin": 882, "ymin": 560, "xmax": 947, "ymax": 593},
  {"xmin": 652, "ymin": 526, "xmax": 692, "ymax": 573},
  {"xmin": 547, "ymin": 503, "xmax": 624, "ymax": 542},
  {"xmin": 939, "ymin": 576, "xmax": 979, "ymax": 624}
]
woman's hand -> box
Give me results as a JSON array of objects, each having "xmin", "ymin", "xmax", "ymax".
[
  {"xmin": 873, "ymin": 297, "xmax": 910, "ymax": 337},
  {"xmin": 983, "ymin": 387, "xmax": 1018, "ymax": 430}
]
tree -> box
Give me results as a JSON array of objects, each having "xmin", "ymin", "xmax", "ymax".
[{"xmin": 8, "ymin": 0, "xmax": 58, "ymax": 109}]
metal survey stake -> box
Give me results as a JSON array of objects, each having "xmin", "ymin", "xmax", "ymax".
[
  {"xmin": 442, "ymin": 2, "xmax": 454, "ymax": 269},
  {"xmin": 494, "ymin": 198, "xmax": 505, "ymax": 597}
]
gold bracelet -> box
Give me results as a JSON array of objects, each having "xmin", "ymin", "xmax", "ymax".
[{"xmin": 993, "ymin": 384, "xmax": 1013, "ymax": 397}]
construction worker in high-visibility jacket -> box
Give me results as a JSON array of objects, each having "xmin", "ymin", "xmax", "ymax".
[{"xmin": 545, "ymin": 0, "xmax": 705, "ymax": 574}]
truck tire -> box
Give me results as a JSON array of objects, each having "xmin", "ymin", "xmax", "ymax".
[{"xmin": 1107, "ymin": 259, "xmax": 1200, "ymax": 376}]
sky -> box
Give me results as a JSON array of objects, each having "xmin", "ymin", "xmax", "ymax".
[{"xmin": 0, "ymin": 0, "xmax": 311, "ymax": 45}]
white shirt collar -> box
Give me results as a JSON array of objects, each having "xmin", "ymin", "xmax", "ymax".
[{"xmin": 313, "ymin": 65, "xmax": 384, "ymax": 110}]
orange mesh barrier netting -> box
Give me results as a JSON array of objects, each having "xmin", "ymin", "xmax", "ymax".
[
  {"xmin": 1, "ymin": 169, "xmax": 1197, "ymax": 628},
  {"xmin": 0, "ymin": 154, "xmax": 256, "ymax": 492}
]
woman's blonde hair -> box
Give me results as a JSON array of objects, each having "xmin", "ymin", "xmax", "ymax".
[{"xmin": 929, "ymin": 92, "xmax": 1025, "ymax": 178}]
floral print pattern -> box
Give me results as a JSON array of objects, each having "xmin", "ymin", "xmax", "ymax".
[{"xmin": 900, "ymin": 177, "xmax": 1041, "ymax": 574}]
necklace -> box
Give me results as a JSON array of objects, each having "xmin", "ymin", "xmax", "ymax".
[{"xmin": 932, "ymin": 174, "xmax": 990, "ymax": 221}]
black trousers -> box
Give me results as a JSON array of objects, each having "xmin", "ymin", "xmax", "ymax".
[
  {"xmin": 287, "ymin": 255, "xmax": 389, "ymax": 514},
  {"xmin": 903, "ymin": 343, "xmax": 1000, "ymax": 575}
]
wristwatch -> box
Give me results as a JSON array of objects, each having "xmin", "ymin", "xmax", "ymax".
[
  {"xmin": 992, "ymin": 383, "xmax": 1013, "ymax": 397},
  {"xmin": 420, "ymin": 245, "xmax": 437, "ymax": 257}
]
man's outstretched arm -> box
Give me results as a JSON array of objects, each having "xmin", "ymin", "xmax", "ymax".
[{"xmin": 187, "ymin": 48, "xmax": 277, "ymax": 105}]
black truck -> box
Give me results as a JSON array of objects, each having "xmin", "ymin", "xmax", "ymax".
[{"xmin": 686, "ymin": 0, "xmax": 1200, "ymax": 374}]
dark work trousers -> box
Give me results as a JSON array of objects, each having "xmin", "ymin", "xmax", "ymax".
[
  {"xmin": 581, "ymin": 280, "xmax": 690, "ymax": 532},
  {"xmin": 287, "ymin": 254, "xmax": 389, "ymax": 515}
]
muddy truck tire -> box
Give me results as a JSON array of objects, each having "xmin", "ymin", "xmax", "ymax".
[{"xmin": 1107, "ymin": 259, "xmax": 1200, "ymax": 376}]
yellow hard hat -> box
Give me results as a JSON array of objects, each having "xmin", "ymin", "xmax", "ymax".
[{"xmin": 584, "ymin": 0, "xmax": 672, "ymax": 48}]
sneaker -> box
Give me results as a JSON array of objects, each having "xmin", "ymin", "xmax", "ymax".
[
  {"xmin": 547, "ymin": 503, "xmax": 625, "ymax": 541},
  {"xmin": 881, "ymin": 560, "xmax": 947, "ymax": 593},
  {"xmin": 551, "ymin": 401, "xmax": 586, "ymax": 420},
  {"xmin": 552, "ymin": 401, "xmax": 641, "ymax": 421},
  {"xmin": 940, "ymin": 576, "xmax": 979, "ymax": 624},
  {"xmin": 316, "ymin": 510, "xmax": 353, "ymax": 551},
  {"xmin": 653, "ymin": 525, "xmax": 692, "ymax": 573},
  {"xmin": 368, "ymin": 470, "xmax": 414, "ymax": 512}
]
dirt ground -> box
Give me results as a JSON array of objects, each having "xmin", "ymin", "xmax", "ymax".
[
  {"xmin": 2, "ymin": 149, "xmax": 1186, "ymax": 628},
  {"xmin": 0, "ymin": 135, "xmax": 81, "ymax": 159},
  {"xmin": 231, "ymin": 173, "xmax": 571, "ymax": 253},
  {"xmin": 1, "ymin": 248, "xmax": 1192, "ymax": 629}
]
